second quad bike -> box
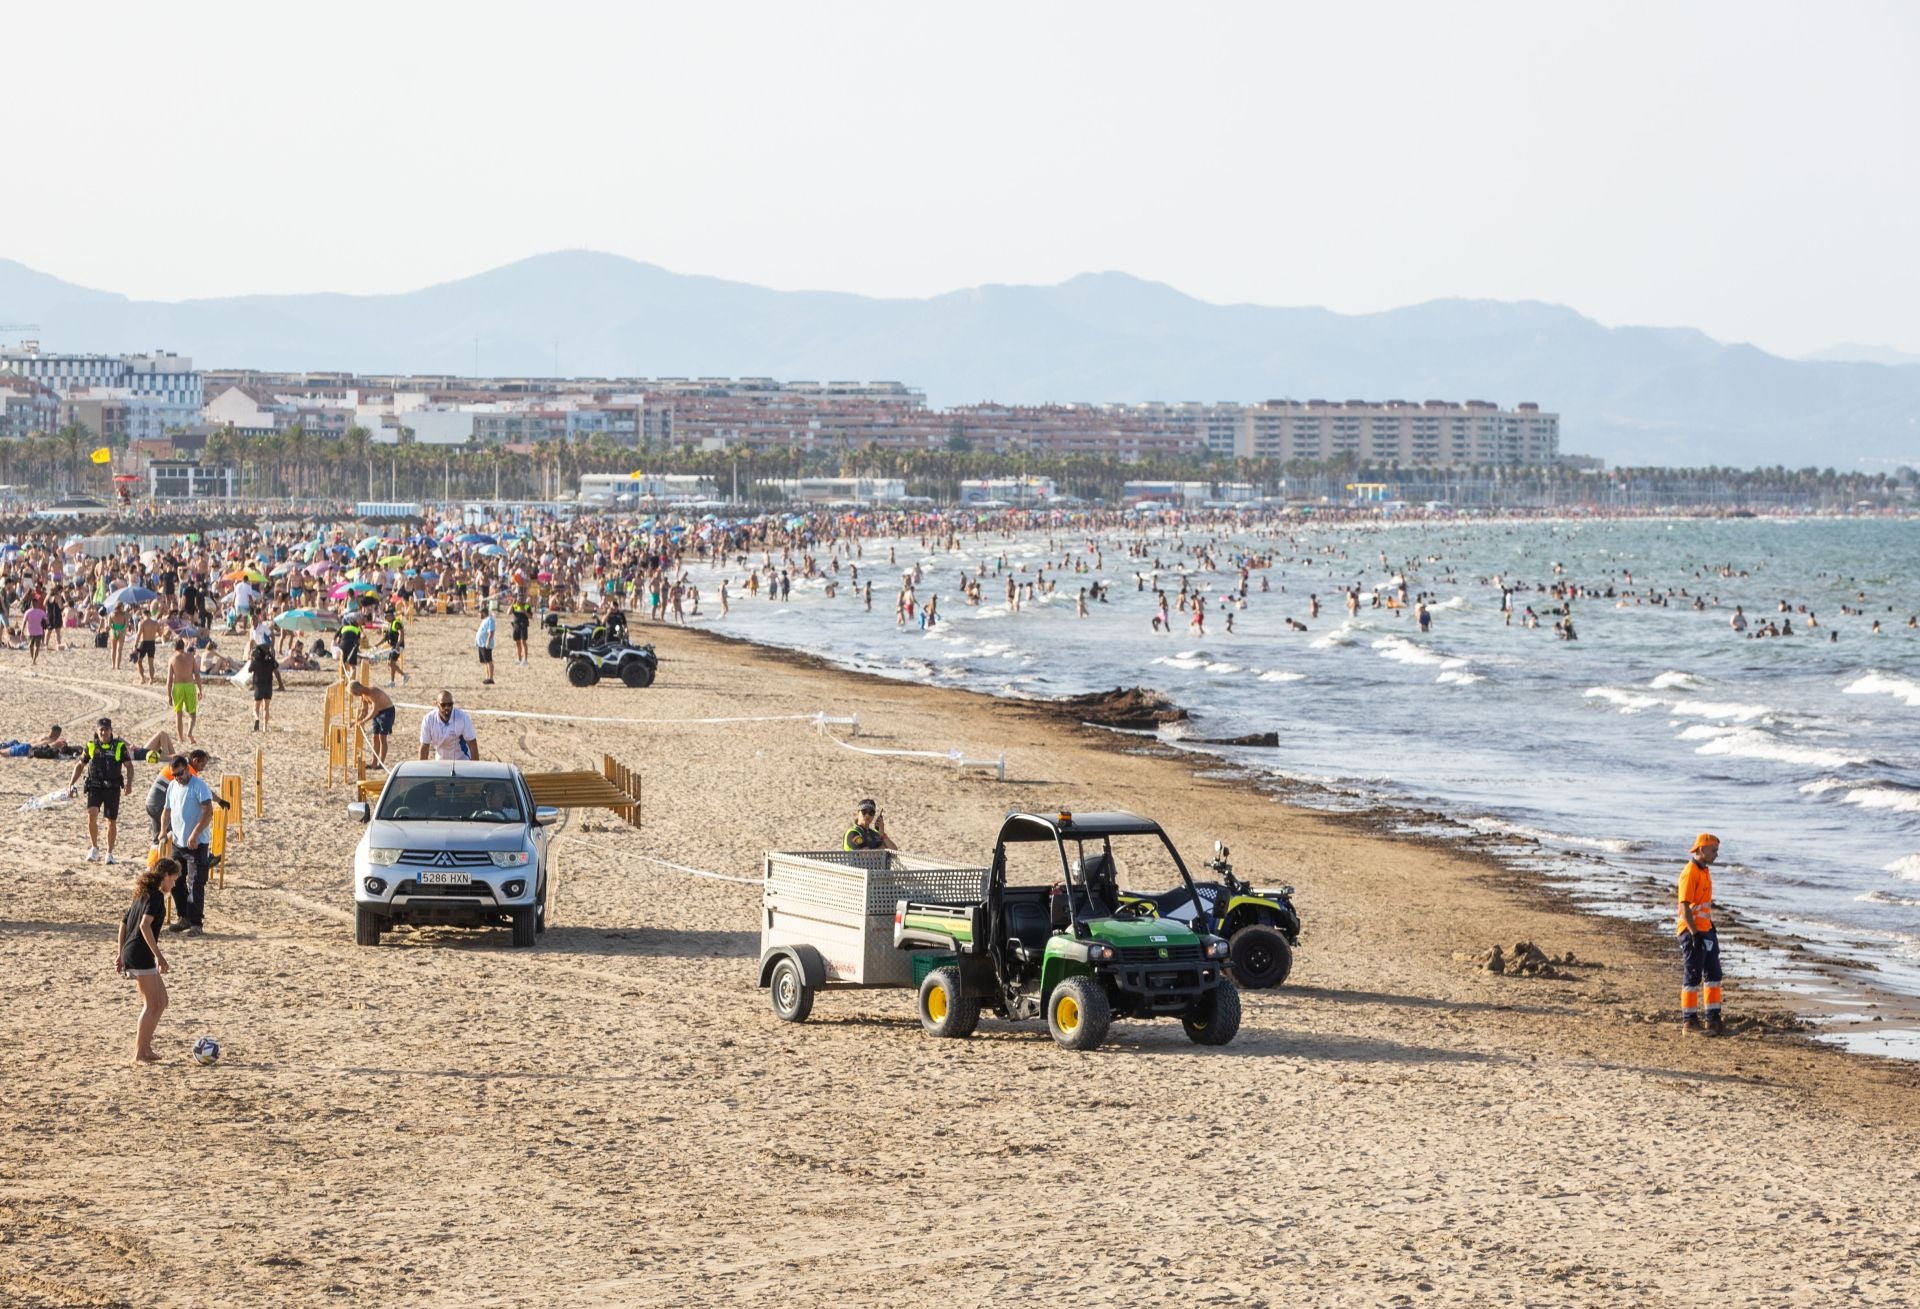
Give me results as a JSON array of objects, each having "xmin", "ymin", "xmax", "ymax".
[
  {"xmin": 545, "ymin": 609, "xmax": 628, "ymax": 658},
  {"xmin": 1114, "ymin": 841, "xmax": 1300, "ymax": 989},
  {"xmin": 565, "ymin": 640, "xmax": 658, "ymax": 688},
  {"xmin": 893, "ymin": 810, "xmax": 1242, "ymax": 1051}
]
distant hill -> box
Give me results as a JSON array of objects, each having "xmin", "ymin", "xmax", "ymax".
[
  {"xmin": 4, "ymin": 251, "xmax": 1918, "ymax": 468},
  {"xmin": 1802, "ymin": 342, "xmax": 1920, "ymax": 368}
]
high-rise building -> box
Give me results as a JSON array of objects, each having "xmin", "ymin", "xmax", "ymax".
[{"xmin": 0, "ymin": 343, "xmax": 203, "ymax": 442}]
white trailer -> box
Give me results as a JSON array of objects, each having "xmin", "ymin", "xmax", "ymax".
[{"xmin": 757, "ymin": 848, "xmax": 988, "ymax": 1022}]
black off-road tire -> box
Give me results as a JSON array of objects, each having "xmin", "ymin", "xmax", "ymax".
[
  {"xmin": 621, "ymin": 660, "xmax": 654, "ymax": 688},
  {"xmin": 1182, "ymin": 978, "xmax": 1242, "ymax": 1046},
  {"xmin": 918, "ymin": 966, "xmax": 981, "ymax": 1038},
  {"xmin": 547, "ymin": 634, "xmax": 567, "ymax": 658},
  {"xmin": 1046, "ymin": 976, "xmax": 1111, "ymax": 1051},
  {"xmin": 1228, "ymin": 925, "xmax": 1292, "ymax": 989},
  {"xmin": 354, "ymin": 904, "xmax": 383, "ymax": 947},
  {"xmin": 769, "ymin": 956, "xmax": 814, "ymax": 1022},
  {"xmin": 566, "ymin": 659, "xmax": 598, "ymax": 687},
  {"xmin": 510, "ymin": 907, "xmax": 537, "ymax": 948}
]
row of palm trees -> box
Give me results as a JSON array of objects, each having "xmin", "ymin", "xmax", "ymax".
[{"xmin": 7, "ymin": 423, "xmax": 1911, "ymax": 507}]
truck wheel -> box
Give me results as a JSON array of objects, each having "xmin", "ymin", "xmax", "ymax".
[
  {"xmin": 1047, "ymin": 977, "xmax": 1110, "ymax": 1051},
  {"xmin": 769, "ymin": 956, "xmax": 814, "ymax": 1022},
  {"xmin": 1182, "ymin": 978, "xmax": 1242, "ymax": 1046},
  {"xmin": 354, "ymin": 904, "xmax": 383, "ymax": 947},
  {"xmin": 1228, "ymin": 926, "xmax": 1292, "ymax": 989},
  {"xmin": 566, "ymin": 660, "xmax": 598, "ymax": 687},
  {"xmin": 620, "ymin": 660, "xmax": 653, "ymax": 688},
  {"xmin": 547, "ymin": 634, "xmax": 566, "ymax": 658},
  {"xmin": 510, "ymin": 907, "xmax": 537, "ymax": 948},
  {"xmin": 918, "ymin": 966, "xmax": 980, "ymax": 1038}
]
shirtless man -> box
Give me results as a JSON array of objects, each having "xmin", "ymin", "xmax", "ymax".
[
  {"xmin": 133, "ymin": 611, "xmax": 166, "ymax": 685},
  {"xmin": 348, "ymin": 680, "xmax": 396, "ymax": 766},
  {"xmin": 165, "ymin": 640, "xmax": 203, "ymax": 745}
]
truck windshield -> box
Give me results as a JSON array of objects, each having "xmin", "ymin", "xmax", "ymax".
[{"xmin": 377, "ymin": 778, "xmax": 524, "ymax": 823}]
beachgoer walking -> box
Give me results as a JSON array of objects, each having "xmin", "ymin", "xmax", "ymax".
[
  {"xmin": 248, "ymin": 641, "xmax": 278, "ymax": 731},
  {"xmin": 67, "ymin": 717, "xmax": 135, "ymax": 863},
  {"xmin": 419, "ymin": 691, "xmax": 478, "ymax": 761},
  {"xmin": 159, "ymin": 754, "xmax": 216, "ymax": 936},
  {"xmin": 510, "ymin": 597, "xmax": 533, "ymax": 665},
  {"xmin": 133, "ymin": 612, "xmax": 163, "ymax": 684},
  {"xmin": 116, "ymin": 857, "xmax": 179, "ymax": 1064},
  {"xmin": 475, "ymin": 607, "xmax": 497, "ymax": 685},
  {"xmin": 844, "ymin": 798, "xmax": 897, "ymax": 852},
  {"xmin": 166, "ymin": 640, "xmax": 202, "ymax": 744},
  {"xmin": 349, "ymin": 681, "xmax": 396, "ymax": 765},
  {"xmin": 1678, "ymin": 833, "xmax": 1726, "ymax": 1035}
]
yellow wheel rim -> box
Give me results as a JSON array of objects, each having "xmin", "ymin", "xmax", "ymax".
[
  {"xmin": 1057, "ymin": 994, "xmax": 1080, "ymax": 1032},
  {"xmin": 927, "ymin": 986, "xmax": 949, "ymax": 1022}
]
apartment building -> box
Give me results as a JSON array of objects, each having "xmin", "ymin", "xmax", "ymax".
[
  {"xmin": 0, "ymin": 374, "xmax": 58, "ymax": 439},
  {"xmin": 1238, "ymin": 400, "xmax": 1556, "ymax": 466},
  {"xmin": 0, "ymin": 344, "xmax": 203, "ymax": 441}
]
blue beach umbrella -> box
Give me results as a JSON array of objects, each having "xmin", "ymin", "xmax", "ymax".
[
  {"xmin": 272, "ymin": 609, "xmax": 333, "ymax": 633},
  {"xmin": 477, "ymin": 544, "xmax": 508, "ymax": 558},
  {"xmin": 105, "ymin": 585, "xmax": 159, "ymax": 607},
  {"xmin": 458, "ymin": 533, "xmax": 495, "ymax": 545}
]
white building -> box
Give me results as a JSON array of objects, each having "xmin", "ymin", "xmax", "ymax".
[
  {"xmin": 0, "ymin": 344, "xmax": 202, "ymax": 441},
  {"xmin": 579, "ymin": 473, "xmax": 719, "ymax": 504},
  {"xmin": 958, "ymin": 476, "xmax": 1058, "ymax": 505},
  {"xmin": 754, "ymin": 476, "xmax": 908, "ymax": 505}
]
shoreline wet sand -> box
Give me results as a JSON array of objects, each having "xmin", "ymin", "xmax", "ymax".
[{"xmin": 3, "ymin": 615, "xmax": 1918, "ymax": 1306}]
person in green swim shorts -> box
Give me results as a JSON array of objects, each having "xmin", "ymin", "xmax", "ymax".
[{"xmin": 165, "ymin": 639, "xmax": 203, "ymax": 745}]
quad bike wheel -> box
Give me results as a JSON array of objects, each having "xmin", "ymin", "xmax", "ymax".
[
  {"xmin": 1227, "ymin": 925, "xmax": 1293, "ymax": 989},
  {"xmin": 566, "ymin": 659, "xmax": 598, "ymax": 687}
]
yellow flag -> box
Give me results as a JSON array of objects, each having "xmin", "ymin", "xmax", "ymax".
[{"xmin": 90, "ymin": 447, "xmax": 112, "ymax": 464}]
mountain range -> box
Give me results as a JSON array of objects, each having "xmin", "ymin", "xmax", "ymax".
[{"xmin": 3, "ymin": 251, "xmax": 1917, "ymax": 469}]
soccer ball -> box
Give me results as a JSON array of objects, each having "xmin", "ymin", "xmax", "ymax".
[{"xmin": 191, "ymin": 1036, "xmax": 221, "ymax": 1067}]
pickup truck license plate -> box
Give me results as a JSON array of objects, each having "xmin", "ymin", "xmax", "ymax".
[{"xmin": 418, "ymin": 870, "xmax": 471, "ymax": 885}]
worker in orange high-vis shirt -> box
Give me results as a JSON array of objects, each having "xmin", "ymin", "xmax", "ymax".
[{"xmin": 1678, "ymin": 833, "xmax": 1725, "ymax": 1035}]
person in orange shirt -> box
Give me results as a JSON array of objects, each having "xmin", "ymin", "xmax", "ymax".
[{"xmin": 1678, "ymin": 833, "xmax": 1724, "ymax": 1035}]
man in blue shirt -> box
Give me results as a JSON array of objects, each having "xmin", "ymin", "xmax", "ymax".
[
  {"xmin": 160, "ymin": 752, "xmax": 218, "ymax": 935},
  {"xmin": 475, "ymin": 606, "xmax": 497, "ymax": 686}
]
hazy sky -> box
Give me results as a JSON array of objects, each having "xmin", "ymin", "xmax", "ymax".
[{"xmin": 6, "ymin": 1, "xmax": 1916, "ymax": 357}]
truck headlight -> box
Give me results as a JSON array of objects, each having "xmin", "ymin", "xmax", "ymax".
[
  {"xmin": 366, "ymin": 848, "xmax": 402, "ymax": 867},
  {"xmin": 1205, "ymin": 939, "xmax": 1230, "ymax": 960},
  {"xmin": 489, "ymin": 850, "xmax": 530, "ymax": 867},
  {"xmin": 1086, "ymin": 943, "xmax": 1114, "ymax": 963}
]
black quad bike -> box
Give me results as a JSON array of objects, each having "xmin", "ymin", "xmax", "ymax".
[
  {"xmin": 565, "ymin": 640, "xmax": 658, "ymax": 688},
  {"xmin": 1114, "ymin": 842, "xmax": 1301, "ymax": 989}
]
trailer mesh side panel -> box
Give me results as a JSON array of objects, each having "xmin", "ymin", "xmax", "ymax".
[{"xmin": 766, "ymin": 851, "xmax": 989, "ymax": 915}]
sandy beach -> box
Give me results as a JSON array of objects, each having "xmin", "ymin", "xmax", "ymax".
[{"xmin": 3, "ymin": 612, "xmax": 1918, "ymax": 1308}]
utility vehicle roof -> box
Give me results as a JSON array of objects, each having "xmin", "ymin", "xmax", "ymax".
[{"xmin": 996, "ymin": 811, "xmax": 1166, "ymax": 842}]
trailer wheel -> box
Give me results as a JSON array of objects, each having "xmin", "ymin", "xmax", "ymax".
[
  {"xmin": 769, "ymin": 956, "xmax": 814, "ymax": 1022},
  {"xmin": 1047, "ymin": 977, "xmax": 1110, "ymax": 1051},
  {"xmin": 566, "ymin": 659, "xmax": 599, "ymax": 687},
  {"xmin": 918, "ymin": 966, "xmax": 980, "ymax": 1038},
  {"xmin": 1182, "ymin": 978, "xmax": 1242, "ymax": 1046},
  {"xmin": 1228, "ymin": 925, "xmax": 1292, "ymax": 989}
]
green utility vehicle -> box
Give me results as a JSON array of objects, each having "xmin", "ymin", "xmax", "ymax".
[{"xmin": 893, "ymin": 810, "xmax": 1242, "ymax": 1051}]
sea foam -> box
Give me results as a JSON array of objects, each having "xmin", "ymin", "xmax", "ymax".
[{"xmin": 1845, "ymin": 672, "xmax": 1920, "ymax": 709}]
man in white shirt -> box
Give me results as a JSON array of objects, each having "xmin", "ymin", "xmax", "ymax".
[
  {"xmin": 474, "ymin": 606, "xmax": 497, "ymax": 686},
  {"xmin": 418, "ymin": 691, "xmax": 479, "ymax": 761}
]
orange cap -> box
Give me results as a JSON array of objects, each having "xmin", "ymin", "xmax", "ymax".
[{"xmin": 1692, "ymin": 832, "xmax": 1720, "ymax": 851}]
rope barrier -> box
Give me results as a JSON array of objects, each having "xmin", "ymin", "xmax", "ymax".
[
  {"xmin": 823, "ymin": 732, "xmax": 1007, "ymax": 781},
  {"xmin": 387, "ymin": 703, "xmax": 854, "ymax": 729},
  {"xmin": 627, "ymin": 851, "xmax": 760, "ymax": 885}
]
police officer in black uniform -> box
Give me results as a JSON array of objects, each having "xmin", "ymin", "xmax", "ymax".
[
  {"xmin": 843, "ymin": 798, "xmax": 897, "ymax": 852},
  {"xmin": 510, "ymin": 595, "xmax": 533, "ymax": 665},
  {"xmin": 382, "ymin": 605, "xmax": 407, "ymax": 685},
  {"xmin": 66, "ymin": 717, "xmax": 134, "ymax": 864},
  {"xmin": 337, "ymin": 608, "xmax": 364, "ymax": 673}
]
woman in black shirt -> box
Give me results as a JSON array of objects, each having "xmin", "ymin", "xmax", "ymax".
[
  {"xmin": 116, "ymin": 858, "xmax": 180, "ymax": 1064},
  {"xmin": 248, "ymin": 641, "xmax": 279, "ymax": 732}
]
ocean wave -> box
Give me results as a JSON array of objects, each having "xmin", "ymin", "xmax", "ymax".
[
  {"xmin": 1372, "ymin": 636, "xmax": 1451, "ymax": 668},
  {"xmin": 1468, "ymin": 816, "xmax": 1636, "ymax": 854},
  {"xmin": 1694, "ymin": 729, "xmax": 1869, "ymax": 770},
  {"xmin": 1436, "ymin": 670, "xmax": 1484, "ymax": 686},
  {"xmin": 1885, "ymin": 855, "xmax": 1920, "ymax": 880},
  {"xmin": 1204, "ymin": 662, "xmax": 1243, "ymax": 675},
  {"xmin": 1845, "ymin": 671, "xmax": 1920, "ymax": 709},
  {"xmin": 1800, "ymin": 777, "xmax": 1853, "ymax": 795},
  {"xmin": 1649, "ymin": 671, "xmax": 1705, "ymax": 691},
  {"xmin": 1258, "ymin": 670, "xmax": 1306, "ymax": 683},
  {"xmin": 1858, "ymin": 889, "xmax": 1920, "ymax": 907},
  {"xmin": 1311, "ymin": 624, "xmax": 1362, "ymax": 649},
  {"xmin": 1585, "ymin": 686, "xmax": 1664, "ymax": 712},
  {"xmin": 1668, "ymin": 699, "xmax": 1775, "ymax": 722},
  {"xmin": 1841, "ymin": 786, "xmax": 1920, "ymax": 815},
  {"xmin": 1678, "ymin": 724, "xmax": 1738, "ymax": 741},
  {"xmin": 1151, "ymin": 655, "xmax": 1208, "ymax": 670},
  {"xmin": 1431, "ymin": 596, "xmax": 1470, "ymax": 611}
]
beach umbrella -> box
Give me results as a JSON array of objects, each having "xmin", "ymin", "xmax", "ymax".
[
  {"xmin": 269, "ymin": 562, "xmax": 296, "ymax": 577},
  {"xmin": 458, "ymin": 532, "xmax": 496, "ymax": 545},
  {"xmin": 477, "ymin": 544, "xmax": 508, "ymax": 558},
  {"xmin": 105, "ymin": 585, "xmax": 158, "ymax": 607},
  {"xmin": 272, "ymin": 609, "xmax": 333, "ymax": 633},
  {"xmin": 344, "ymin": 580, "xmax": 380, "ymax": 593},
  {"xmin": 379, "ymin": 553, "xmax": 407, "ymax": 566},
  {"xmin": 306, "ymin": 561, "xmax": 337, "ymax": 577},
  {"xmin": 354, "ymin": 535, "xmax": 381, "ymax": 552}
]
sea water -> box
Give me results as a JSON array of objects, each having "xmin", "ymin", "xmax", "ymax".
[{"xmin": 690, "ymin": 517, "xmax": 1920, "ymax": 1044}]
